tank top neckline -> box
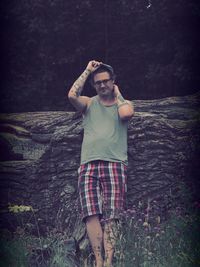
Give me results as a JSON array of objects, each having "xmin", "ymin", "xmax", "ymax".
[{"xmin": 95, "ymin": 95, "xmax": 117, "ymax": 107}]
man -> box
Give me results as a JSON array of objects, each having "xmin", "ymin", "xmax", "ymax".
[{"xmin": 68, "ymin": 60, "xmax": 134, "ymax": 267}]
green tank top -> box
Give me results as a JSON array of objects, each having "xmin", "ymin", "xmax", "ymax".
[{"xmin": 81, "ymin": 96, "xmax": 128, "ymax": 165}]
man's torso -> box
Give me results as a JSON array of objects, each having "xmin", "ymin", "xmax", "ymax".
[{"xmin": 80, "ymin": 96, "xmax": 128, "ymax": 165}]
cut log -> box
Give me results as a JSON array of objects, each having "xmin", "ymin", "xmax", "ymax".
[{"xmin": 0, "ymin": 93, "xmax": 199, "ymax": 246}]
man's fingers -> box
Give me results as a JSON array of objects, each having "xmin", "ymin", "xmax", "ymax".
[
  {"xmin": 87, "ymin": 60, "xmax": 103, "ymax": 72},
  {"xmin": 91, "ymin": 60, "xmax": 102, "ymax": 68}
]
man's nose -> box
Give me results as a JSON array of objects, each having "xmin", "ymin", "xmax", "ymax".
[{"xmin": 100, "ymin": 82, "xmax": 105, "ymax": 87}]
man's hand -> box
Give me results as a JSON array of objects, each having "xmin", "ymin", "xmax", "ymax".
[
  {"xmin": 113, "ymin": 84, "xmax": 121, "ymax": 97},
  {"xmin": 86, "ymin": 60, "xmax": 102, "ymax": 72}
]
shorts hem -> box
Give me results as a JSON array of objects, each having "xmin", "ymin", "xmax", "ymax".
[
  {"xmin": 81, "ymin": 208, "xmax": 125, "ymax": 223},
  {"xmin": 82, "ymin": 212, "xmax": 102, "ymax": 223}
]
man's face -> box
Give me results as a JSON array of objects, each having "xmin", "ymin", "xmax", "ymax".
[{"xmin": 93, "ymin": 71, "xmax": 114, "ymax": 97}]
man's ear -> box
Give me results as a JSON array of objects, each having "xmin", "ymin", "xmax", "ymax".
[
  {"xmin": 112, "ymin": 83, "xmax": 115, "ymax": 93},
  {"xmin": 112, "ymin": 74, "xmax": 116, "ymax": 83}
]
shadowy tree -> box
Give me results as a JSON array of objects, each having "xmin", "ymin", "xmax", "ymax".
[{"xmin": 1, "ymin": 0, "xmax": 199, "ymax": 112}]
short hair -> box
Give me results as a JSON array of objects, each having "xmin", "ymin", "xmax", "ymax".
[{"xmin": 90, "ymin": 64, "xmax": 116, "ymax": 85}]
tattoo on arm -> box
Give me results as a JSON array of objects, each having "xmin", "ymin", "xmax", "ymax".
[
  {"xmin": 117, "ymin": 93, "xmax": 129, "ymax": 108},
  {"xmin": 70, "ymin": 69, "xmax": 91, "ymax": 97},
  {"xmin": 73, "ymin": 84, "xmax": 82, "ymax": 97},
  {"xmin": 117, "ymin": 94, "xmax": 125, "ymax": 103},
  {"xmin": 116, "ymin": 94, "xmax": 133, "ymax": 110}
]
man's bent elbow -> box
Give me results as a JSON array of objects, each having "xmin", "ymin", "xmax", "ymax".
[
  {"xmin": 119, "ymin": 110, "xmax": 134, "ymax": 121},
  {"xmin": 68, "ymin": 89, "xmax": 76, "ymax": 101}
]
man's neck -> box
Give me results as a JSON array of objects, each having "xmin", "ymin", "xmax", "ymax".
[{"xmin": 98, "ymin": 94, "xmax": 116, "ymax": 106}]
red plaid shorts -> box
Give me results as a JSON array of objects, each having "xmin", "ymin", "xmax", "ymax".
[{"xmin": 78, "ymin": 160, "xmax": 127, "ymax": 222}]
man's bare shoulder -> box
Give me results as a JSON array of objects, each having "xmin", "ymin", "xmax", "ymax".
[
  {"xmin": 68, "ymin": 95, "xmax": 91, "ymax": 112},
  {"xmin": 81, "ymin": 96, "xmax": 92, "ymax": 112},
  {"xmin": 79, "ymin": 96, "xmax": 91, "ymax": 103}
]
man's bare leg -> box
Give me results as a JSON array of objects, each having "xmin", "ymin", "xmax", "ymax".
[
  {"xmin": 103, "ymin": 219, "xmax": 117, "ymax": 267},
  {"xmin": 86, "ymin": 215, "xmax": 103, "ymax": 267}
]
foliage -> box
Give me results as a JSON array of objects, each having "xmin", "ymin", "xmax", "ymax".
[
  {"xmin": 1, "ymin": 0, "xmax": 199, "ymax": 112},
  {"xmin": 0, "ymin": 205, "xmax": 79, "ymax": 267},
  {"xmin": 113, "ymin": 200, "xmax": 200, "ymax": 266},
  {"xmin": 0, "ymin": 230, "xmax": 29, "ymax": 267},
  {"xmin": 1, "ymin": 182, "xmax": 200, "ymax": 267}
]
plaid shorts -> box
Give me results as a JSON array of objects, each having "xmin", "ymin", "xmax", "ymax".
[{"xmin": 78, "ymin": 160, "xmax": 127, "ymax": 222}]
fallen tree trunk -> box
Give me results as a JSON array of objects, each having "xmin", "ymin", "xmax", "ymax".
[{"xmin": 0, "ymin": 93, "xmax": 199, "ymax": 245}]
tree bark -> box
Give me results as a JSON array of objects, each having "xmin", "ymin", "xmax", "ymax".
[{"xmin": 0, "ymin": 93, "xmax": 199, "ymax": 245}]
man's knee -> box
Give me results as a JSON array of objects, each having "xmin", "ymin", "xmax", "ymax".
[{"xmin": 86, "ymin": 214, "xmax": 100, "ymax": 224}]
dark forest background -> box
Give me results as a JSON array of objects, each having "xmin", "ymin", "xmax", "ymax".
[{"xmin": 0, "ymin": 0, "xmax": 199, "ymax": 113}]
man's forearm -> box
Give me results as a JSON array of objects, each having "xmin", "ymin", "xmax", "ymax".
[
  {"xmin": 69, "ymin": 68, "xmax": 91, "ymax": 97},
  {"xmin": 114, "ymin": 87, "xmax": 134, "ymax": 119},
  {"xmin": 116, "ymin": 92, "xmax": 129, "ymax": 108}
]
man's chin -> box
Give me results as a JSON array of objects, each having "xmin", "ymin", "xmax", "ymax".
[{"xmin": 98, "ymin": 89, "xmax": 111, "ymax": 96}]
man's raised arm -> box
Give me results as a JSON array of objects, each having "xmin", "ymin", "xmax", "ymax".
[{"xmin": 68, "ymin": 60, "xmax": 102, "ymax": 112}]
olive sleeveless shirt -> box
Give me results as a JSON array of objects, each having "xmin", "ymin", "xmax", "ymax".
[{"xmin": 80, "ymin": 96, "xmax": 128, "ymax": 165}]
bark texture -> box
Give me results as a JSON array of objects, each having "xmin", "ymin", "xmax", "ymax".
[{"xmin": 0, "ymin": 93, "xmax": 199, "ymax": 245}]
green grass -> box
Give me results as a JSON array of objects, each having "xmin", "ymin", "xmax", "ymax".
[
  {"xmin": 112, "ymin": 200, "xmax": 200, "ymax": 267},
  {"xmin": 1, "ymin": 191, "xmax": 200, "ymax": 267},
  {"xmin": 0, "ymin": 232, "xmax": 29, "ymax": 267}
]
